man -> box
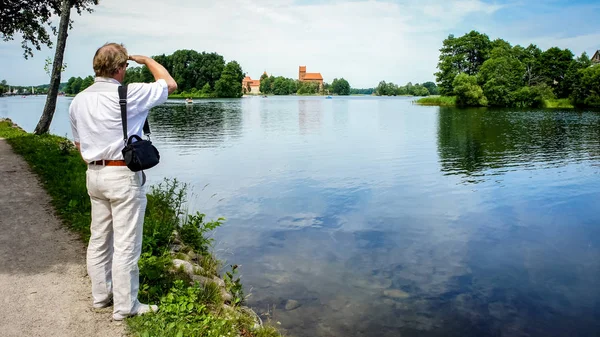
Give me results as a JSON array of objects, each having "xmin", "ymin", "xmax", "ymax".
[{"xmin": 69, "ymin": 43, "xmax": 177, "ymax": 321}]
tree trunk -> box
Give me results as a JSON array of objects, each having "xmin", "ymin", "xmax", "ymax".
[{"xmin": 34, "ymin": 0, "xmax": 72, "ymax": 135}]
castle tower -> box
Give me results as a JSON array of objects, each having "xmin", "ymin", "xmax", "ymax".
[{"xmin": 299, "ymin": 66, "xmax": 306, "ymax": 81}]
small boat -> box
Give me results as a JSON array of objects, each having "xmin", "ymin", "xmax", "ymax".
[
  {"xmin": 185, "ymin": 98, "xmax": 193, "ymax": 104},
  {"xmin": 326, "ymin": 96, "xmax": 333, "ymax": 99},
  {"xmin": 262, "ymin": 95, "xmax": 268, "ymax": 98}
]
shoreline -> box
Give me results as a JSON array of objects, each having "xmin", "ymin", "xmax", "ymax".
[
  {"xmin": 415, "ymin": 96, "xmax": 577, "ymax": 108},
  {"xmin": 0, "ymin": 118, "xmax": 281, "ymax": 337}
]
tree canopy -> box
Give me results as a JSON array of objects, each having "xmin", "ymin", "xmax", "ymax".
[
  {"xmin": 1, "ymin": 0, "xmax": 99, "ymax": 58},
  {"xmin": 331, "ymin": 78, "xmax": 351, "ymax": 95},
  {"xmin": 117, "ymin": 49, "xmax": 243, "ymax": 98},
  {"xmin": 433, "ymin": 30, "xmax": 600, "ymax": 107},
  {"xmin": 375, "ymin": 81, "xmax": 435, "ymax": 96}
]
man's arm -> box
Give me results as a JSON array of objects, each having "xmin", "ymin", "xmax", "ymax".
[{"xmin": 129, "ymin": 55, "xmax": 177, "ymax": 94}]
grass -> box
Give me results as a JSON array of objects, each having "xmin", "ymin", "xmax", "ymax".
[
  {"xmin": 415, "ymin": 95, "xmax": 457, "ymax": 106},
  {"xmin": 0, "ymin": 118, "xmax": 282, "ymax": 337},
  {"xmin": 544, "ymin": 98, "xmax": 574, "ymax": 108}
]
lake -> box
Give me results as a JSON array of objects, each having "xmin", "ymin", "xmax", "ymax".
[{"xmin": 2, "ymin": 95, "xmax": 600, "ymax": 336}]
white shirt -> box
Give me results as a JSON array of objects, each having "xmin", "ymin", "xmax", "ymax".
[{"xmin": 69, "ymin": 77, "xmax": 168, "ymax": 162}]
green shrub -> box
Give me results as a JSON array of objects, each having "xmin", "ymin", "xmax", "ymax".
[
  {"xmin": 453, "ymin": 74, "xmax": 488, "ymax": 106},
  {"xmin": 179, "ymin": 212, "xmax": 224, "ymax": 255}
]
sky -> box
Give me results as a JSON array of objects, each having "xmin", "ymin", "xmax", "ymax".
[{"xmin": 1, "ymin": 0, "xmax": 599, "ymax": 88}]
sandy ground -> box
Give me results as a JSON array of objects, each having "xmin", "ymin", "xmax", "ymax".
[{"xmin": 0, "ymin": 139, "xmax": 125, "ymax": 337}]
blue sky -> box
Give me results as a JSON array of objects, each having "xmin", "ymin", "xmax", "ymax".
[{"xmin": 0, "ymin": 0, "xmax": 598, "ymax": 88}]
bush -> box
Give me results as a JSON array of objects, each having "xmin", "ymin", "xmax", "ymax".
[{"xmin": 453, "ymin": 74, "xmax": 488, "ymax": 106}]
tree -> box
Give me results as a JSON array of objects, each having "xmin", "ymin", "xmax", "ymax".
[
  {"xmin": 81, "ymin": 75, "xmax": 94, "ymax": 91},
  {"xmin": 331, "ymin": 78, "xmax": 350, "ymax": 95},
  {"xmin": 478, "ymin": 47, "xmax": 525, "ymax": 106},
  {"xmin": 0, "ymin": 80, "xmax": 7, "ymax": 95},
  {"xmin": 571, "ymin": 65, "xmax": 600, "ymax": 107},
  {"xmin": 24, "ymin": 0, "xmax": 99, "ymax": 134},
  {"xmin": 537, "ymin": 47, "xmax": 574, "ymax": 98},
  {"xmin": 260, "ymin": 75, "xmax": 274, "ymax": 94},
  {"xmin": 214, "ymin": 61, "xmax": 244, "ymax": 98},
  {"xmin": 2, "ymin": 0, "xmax": 96, "ymax": 58},
  {"xmin": 296, "ymin": 81, "xmax": 319, "ymax": 95},
  {"xmin": 422, "ymin": 81, "xmax": 439, "ymax": 95},
  {"xmin": 411, "ymin": 84, "xmax": 430, "ymax": 96},
  {"xmin": 435, "ymin": 31, "xmax": 492, "ymax": 95},
  {"xmin": 453, "ymin": 73, "xmax": 487, "ymax": 106}
]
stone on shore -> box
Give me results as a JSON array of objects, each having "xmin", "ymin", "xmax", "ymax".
[{"xmin": 285, "ymin": 299, "xmax": 301, "ymax": 311}]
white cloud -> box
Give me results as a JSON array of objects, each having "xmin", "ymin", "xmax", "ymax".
[{"xmin": 1, "ymin": 0, "xmax": 597, "ymax": 87}]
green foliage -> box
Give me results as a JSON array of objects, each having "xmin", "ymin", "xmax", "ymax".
[
  {"xmin": 538, "ymin": 47, "xmax": 574, "ymax": 98},
  {"xmin": 214, "ymin": 61, "xmax": 244, "ymax": 98},
  {"xmin": 223, "ymin": 265, "xmax": 244, "ymax": 307},
  {"xmin": 435, "ymin": 31, "xmax": 492, "ymax": 95},
  {"xmin": 254, "ymin": 326, "xmax": 282, "ymax": 337},
  {"xmin": 331, "ymin": 78, "xmax": 351, "ymax": 95},
  {"xmin": 1, "ymin": 0, "xmax": 99, "ymax": 59},
  {"xmin": 430, "ymin": 30, "xmax": 599, "ymax": 107},
  {"xmin": 478, "ymin": 46, "xmax": 525, "ymax": 106},
  {"xmin": 179, "ymin": 212, "xmax": 224, "ymax": 255},
  {"xmin": 375, "ymin": 81, "xmax": 430, "ymax": 96},
  {"xmin": 271, "ymin": 76, "xmax": 297, "ymax": 95},
  {"xmin": 143, "ymin": 178, "xmax": 186, "ymax": 254},
  {"xmin": 544, "ymin": 98, "xmax": 574, "ymax": 108},
  {"xmin": 375, "ymin": 81, "xmax": 398, "ymax": 96},
  {"xmin": 571, "ymin": 64, "xmax": 600, "ymax": 107},
  {"xmin": 453, "ymin": 74, "xmax": 488, "ymax": 106},
  {"xmin": 0, "ymin": 79, "xmax": 7, "ymax": 95},
  {"xmin": 349, "ymin": 87, "xmax": 374, "ymax": 95},
  {"xmin": 422, "ymin": 81, "xmax": 439, "ymax": 95},
  {"xmin": 260, "ymin": 75, "xmax": 274, "ymax": 94},
  {"xmin": 296, "ymin": 81, "xmax": 318, "ymax": 95},
  {"xmin": 127, "ymin": 280, "xmax": 236, "ymax": 337}
]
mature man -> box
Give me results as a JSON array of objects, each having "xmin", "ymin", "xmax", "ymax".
[{"xmin": 69, "ymin": 43, "xmax": 177, "ymax": 321}]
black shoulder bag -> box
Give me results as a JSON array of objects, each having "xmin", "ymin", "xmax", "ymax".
[{"xmin": 119, "ymin": 85, "xmax": 160, "ymax": 172}]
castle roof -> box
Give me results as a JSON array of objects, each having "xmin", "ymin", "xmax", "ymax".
[
  {"xmin": 303, "ymin": 73, "xmax": 323, "ymax": 80},
  {"xmin": 242, "ymin": 76, "xmax": 261, "ymax": 86}
]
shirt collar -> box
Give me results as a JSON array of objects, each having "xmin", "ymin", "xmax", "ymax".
[{"xmin": 95, "ymin": 77, "xmax": 122, "ymax": 85}]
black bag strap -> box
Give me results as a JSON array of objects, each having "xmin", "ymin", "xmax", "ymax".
[
  {"xmin": 118, "ymin": 85, "xmax": 128, "ymax": 144},
  {"xmin": 118, "ymin": 85, "xmax": 152, "ymax": 143}
]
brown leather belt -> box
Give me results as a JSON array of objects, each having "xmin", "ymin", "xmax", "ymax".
[{"xmin": 89, "ymin": 160, "xmax": 127, "ymax": 166}]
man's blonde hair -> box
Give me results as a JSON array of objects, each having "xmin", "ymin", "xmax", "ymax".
[{"xmin": 93, "ymin": 43, "xmax": 128, "ymax": 77}]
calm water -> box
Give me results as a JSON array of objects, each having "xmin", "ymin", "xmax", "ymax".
[{"xmin": 3, "ymin": 95, "xmax": 600, "ymax": 336}]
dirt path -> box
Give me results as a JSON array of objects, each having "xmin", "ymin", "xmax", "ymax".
[{"xmin": 0, "ymin": 139, "xmax": 125, "ymax": 337}]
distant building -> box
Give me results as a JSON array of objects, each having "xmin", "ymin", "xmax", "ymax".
[
  {"xmin": 298, "ymin": 66, "xmax": 323, "ymax": 87},
  {"xmin": 592, "ymin": 50, "xmax": 600, "ymax": 64},
  {"xmin": 242, "ymin": 76, "xmax": 261, "ymax": 95}
]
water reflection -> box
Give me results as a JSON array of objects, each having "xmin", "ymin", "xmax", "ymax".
[
  {"xmin": 149, "ymin": 100, "xmax": 243, "ymax": 147},
  {"xmin": 437, "ymin": 107, "xmax": 600, "ymax": 181}
]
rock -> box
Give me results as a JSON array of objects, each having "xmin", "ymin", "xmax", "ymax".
[
  {"xmin": 212, "ymin": 277, "xmax": 226, "ymax": 288},
  {"xmin": 173, "ymin": 237, "xmax": 181, "ymax": 245},
  {"xmin": 383, "ymin": 289, "xmax": 410, "ymax": 299},
  {"xmin": 190, "ymin": 274, "xmax": 213, "ymax": 285},
  {"xmin": 221, "ymin": 289, "xmax": 233, "ymax": 302},
  {"xmin": 187, "ymin": 251, "xmax": 197, "ymax": 261},
  {"xmin": 170, "ymin": 244, "xmax": 182, "ymax": 253},
  {"xmin": 285, "ymin": 299, "xmax": 301, "ymax": 311},
  {"xmin": 173, "ymin": 259, "xmax": 194, "ymax": 274}
]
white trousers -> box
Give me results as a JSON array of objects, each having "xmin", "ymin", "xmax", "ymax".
[{"xmin": 86, "ymin": 165, "xmax": 146, "ymax": 319}]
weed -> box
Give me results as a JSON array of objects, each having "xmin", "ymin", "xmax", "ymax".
[
  {"xmin": 224, "ymin": 264, "xmax": 245, "ymax": 307},
  {"xmin": 180, "ymin": 212, "xmax": 225, "ymax": 255}
]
